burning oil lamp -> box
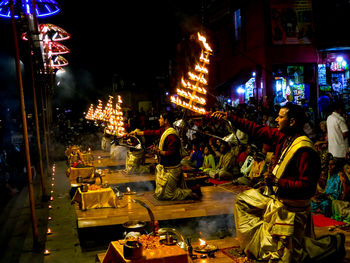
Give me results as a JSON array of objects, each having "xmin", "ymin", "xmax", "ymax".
[
  {"xmin": 125, "ymin": 187, "xmax": 136, "ymax": 195},
  {"xmin": 48, "ymin": 205, "xmax": 52, "ymax": 209},
  {"xmin": 194, "ymin": 238, "xmax": 218, "ymax": 258},
  {"xmin": 50, "ymin": 196, "xmax": 54, "ymax": 201},
  {"xmin": 48, "ymin": 216, "xmax": 52, "ymax": 220},
  {"xmin": 44, "ymin": 249, "xmax": 51, "ymax": 255},
  {"xmin": 47, "ymin": 228, "xmax": 52, "ymax": 235}
]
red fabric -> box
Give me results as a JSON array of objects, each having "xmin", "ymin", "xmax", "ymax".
[
  {"xmin": 209, "ymin": 178, "xmax": 231, "ymax": 185},
  {"xmin": 312, "ymin": 214, "xmax": 346, "ymax": 227},
  {"xmin": 143, "ymin": 127, "xmax": 181, "ymax": 166},
  {"xmin": 229, "ymin": 113, "xmax": 321, "ymax": 200}
]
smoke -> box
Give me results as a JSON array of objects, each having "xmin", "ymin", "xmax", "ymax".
[{"xmin": 53, "ymin": 67, "xmax": 97, "ymax": 110}]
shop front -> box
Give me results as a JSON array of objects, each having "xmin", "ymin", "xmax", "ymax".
[
  {"xmin": 272, "ymin": 64, "xmax": 314, "ymax": 107},
  {"xmin": 317, "ymin": 53, "xmax": 349, "ymax": 110}
]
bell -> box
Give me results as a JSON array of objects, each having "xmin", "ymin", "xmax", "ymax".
[
  {"xmin": 222, "ymin": 133, "xmax": 239, "ymax": 144},
  {"xmin": 173, "ymin": 119, "xmax": 187, "ymax": 129}
]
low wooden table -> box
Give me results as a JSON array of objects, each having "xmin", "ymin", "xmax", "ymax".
[
  {"xmin": 72, "ymin": 187, "xmax": 118, "ymax": 210},
  {"xmin": 97, "ymin": 237, "xmax": 239, "ymax": 263}
]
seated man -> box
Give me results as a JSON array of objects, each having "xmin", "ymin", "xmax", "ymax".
[
  {"xmin": 208, "ymin": 141, "xmax": 234, "ymax": 180},
  {"xmin": 129, "ymin": 111, "xmax": 201, "ymax": 200},
  {"xmin": 211, "ymin": 102, "xmax": 345, "ymax": 262}
]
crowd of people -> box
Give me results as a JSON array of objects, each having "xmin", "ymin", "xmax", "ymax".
[{"xmin": 123, "ymin": 96, "xmax": 349, "ymax": 262}]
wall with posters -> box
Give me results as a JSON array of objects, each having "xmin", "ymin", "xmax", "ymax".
[{"xmin": 270, "ymin": 0, "xmax": 313, "ymax": 45}]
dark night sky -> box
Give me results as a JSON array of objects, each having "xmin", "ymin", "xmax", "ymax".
[
  {"xmin": 0, "ymin": 0, "xmax": 204, "ymax": 111},
  {"xmin": 47, "ymin": 1, "xmax": 203, "ymax": 84}
]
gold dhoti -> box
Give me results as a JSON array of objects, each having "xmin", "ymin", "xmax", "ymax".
[{"xmin": 234, "ymin": 188, "xmax": 341, "ymax": 262}]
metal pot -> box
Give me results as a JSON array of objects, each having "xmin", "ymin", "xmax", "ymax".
[
  {"xmin": 80, "ymin": 184, "xmax": 88, "ymax": 192},
  {"xmin": 123, "ymin": 240, "xmax": 143, "ymax": 259},
  {"xmin": 122, "ymin": 220, "xmax": 147, "ymax": 233},
  {"xmin": 76, "ymin": 176, "xmax": 83, "ymax": 183}
]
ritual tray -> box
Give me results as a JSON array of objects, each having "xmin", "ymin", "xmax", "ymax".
[{"xmin": 102, "ymin": 240, "xmax": 188, "ymax": 263}]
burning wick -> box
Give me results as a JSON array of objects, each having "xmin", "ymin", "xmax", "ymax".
[
  {"xmin": 44, "ymin": 249, "xmax": 50, "ymax": 255},
  {"xmin": 50, "ymin": 196, "xmax": 54, "ymax": 201},
  {"xmin": 88, "ymin": 148, "xmax": 91, "ymax": 152},
  {"xmin": 52, "ymin": 177, "xmax": 55, "ymax": 181},
  {"xmin": 48, "ymin": 217, "xmax": 52, "ymax": 220},
  {"xmin": 199, "ymin": 238, "xmax": 207, "ymax": 249},
  {"xmin": 51, "ymin": 190, "xmax": 54, "ymax": 194},
  {"xmin": 48, "ymin": 205, "xmax": 52, "ymax": 209},
  {"xmin": 125, "ymin": 187, "xmax": 136, "ymax": 195},
  {"xmin": 47, "ymin": 228, "xmax": 52, "ymax": 235}
]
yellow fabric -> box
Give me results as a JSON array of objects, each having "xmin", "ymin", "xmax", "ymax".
[
  {"xmin": 272, "ymin": 136, "xmax": 315, "ymax": 193},
  {"xmin": 234, "ymin": 188, "xmax": 314, "ymax": 262},
  {"xmin": 155, "ymin": 164, "xmax": 191, "ymax": 200},
  {"xmin": 272, "ymin": 136, "xmax": 315, "ymax": 180},
  {"xmin": 67, "ymin": 166, "xmax": 94, "ymax": 182},
  {"xmin": 159, "ymin": 127, "xmax": 178, "ymax": 151},
  {"xmin": 72, "ymin": 187, "xmax": 118, "ymax": 210}
]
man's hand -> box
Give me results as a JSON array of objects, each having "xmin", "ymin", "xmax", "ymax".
[
  {"xmin": 151, "ymin": 145, "xmax": 160, "ymax": 155},
  {"xmin": 263, "ymin": 172, "xmax": 276, "ymax": 187},
  {"xmin": 210, "ymin": 111, "xmax": 227, "ymax": 120}
]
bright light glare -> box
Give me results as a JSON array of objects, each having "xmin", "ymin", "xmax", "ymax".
[
  {"xmin": 336, "ymin": 56, "xmax": 344, "ymax": 63},
  {"xmin": 237, "ymin": 87, "xmax": 245, "ymax": 94}
]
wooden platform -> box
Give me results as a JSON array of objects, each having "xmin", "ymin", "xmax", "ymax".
[
  {"xmin": 92, "ymin": 158, "xmax": 125, "ymax": 168},
  {"xmin": 101, "ymin": 171, "xmax": 155, "ymax": 185},
  {"xmin": 75, "ymin": 186, "xmax": 237, "ymax": 229}
]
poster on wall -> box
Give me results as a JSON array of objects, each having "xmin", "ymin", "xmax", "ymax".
[{"xmin": 270, "ymin": 0, "xmax": 313, "ymax": 44}]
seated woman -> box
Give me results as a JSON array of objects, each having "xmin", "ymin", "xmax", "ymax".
[
  {"xmin": 314, "ymin": 121, "xmax": 329, "ymax": 171},
  {"xmin": 331, "ymin": 162, "xmax": 350, "ymax": 222},
  {"xmin": 199, "ymin": 145, "xmax": 216, "ymax": 174},
  {"xmin": 181, "ymin": 141, "xmax": 203, "ymax": 172},
  {"xmin": 234, "ymin": 150, "xmax": 266, "ymax": 186},
  {"xmin": 311, "ymin": 156, "xmax": 344, "ymax": 217}
]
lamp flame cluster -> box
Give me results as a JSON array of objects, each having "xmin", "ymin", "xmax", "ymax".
[
  {"xmin": 22, "ymin": 23, "xmax": 71, "ymax": 72},
  {"xmin": 171, "ymin": 32, "xmax": 212, "ymax": 115},
  {"xmin": 85, "ymin": 95, "xmax": 126, "ymax": 137}
]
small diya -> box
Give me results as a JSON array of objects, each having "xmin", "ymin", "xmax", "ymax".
[
  {"xmin": 159, "ymin": 233, "xmax": 178, "ymax": 246},
  {"xmin": 194, "ymin": 239, "xmax": 218, "ymax": 258},
  {"xmin": 124, "ymin": 187, "xmax": 136, "ymax": 195}
]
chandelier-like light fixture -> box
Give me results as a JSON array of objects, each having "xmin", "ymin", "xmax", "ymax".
[
  {"xmin": 170, "ymin": 32, "xmax": 212, "ymax": 115},
  {"xmin": 0, "ymin": 0, "xmax": 60, "ymax": 18}
]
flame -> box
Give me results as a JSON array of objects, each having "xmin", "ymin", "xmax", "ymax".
[
  {"xmin": 170, "ymin": 96, "xmax": 206, "ymax": 114},
  {"xmin": 197, "ymin": 32, "xmax": 212, "ymax": 52},
  {"xmin": 176, "ymin": 88, "xmax": 206, "ymax": 105},
  {"xmin": 195, "ymin": 64, "xmax": 208, "ymax": 74},
  {"xmin": 200, "ymin": 52, "xmax": 210, "ymax": 64},
  {"xmin": 188, "ymin": 72, "xmax": 208, "ymax": 85},
  {"xmin": 127, "ymin": 187, "xmax": 131, "ymax": 192},
  {"xmin": 199, "ymin": 238, "xmax": 207, "ymax": 247}
]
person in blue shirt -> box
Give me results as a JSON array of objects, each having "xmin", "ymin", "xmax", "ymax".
[{"xmin": 181, "ymin": 141, "xmax": 204, "ymax": 171}]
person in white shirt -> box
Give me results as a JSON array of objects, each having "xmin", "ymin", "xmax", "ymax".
[{"xmin": 327, "ymin": 102, "xmax": 349, "ymax": 169}]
